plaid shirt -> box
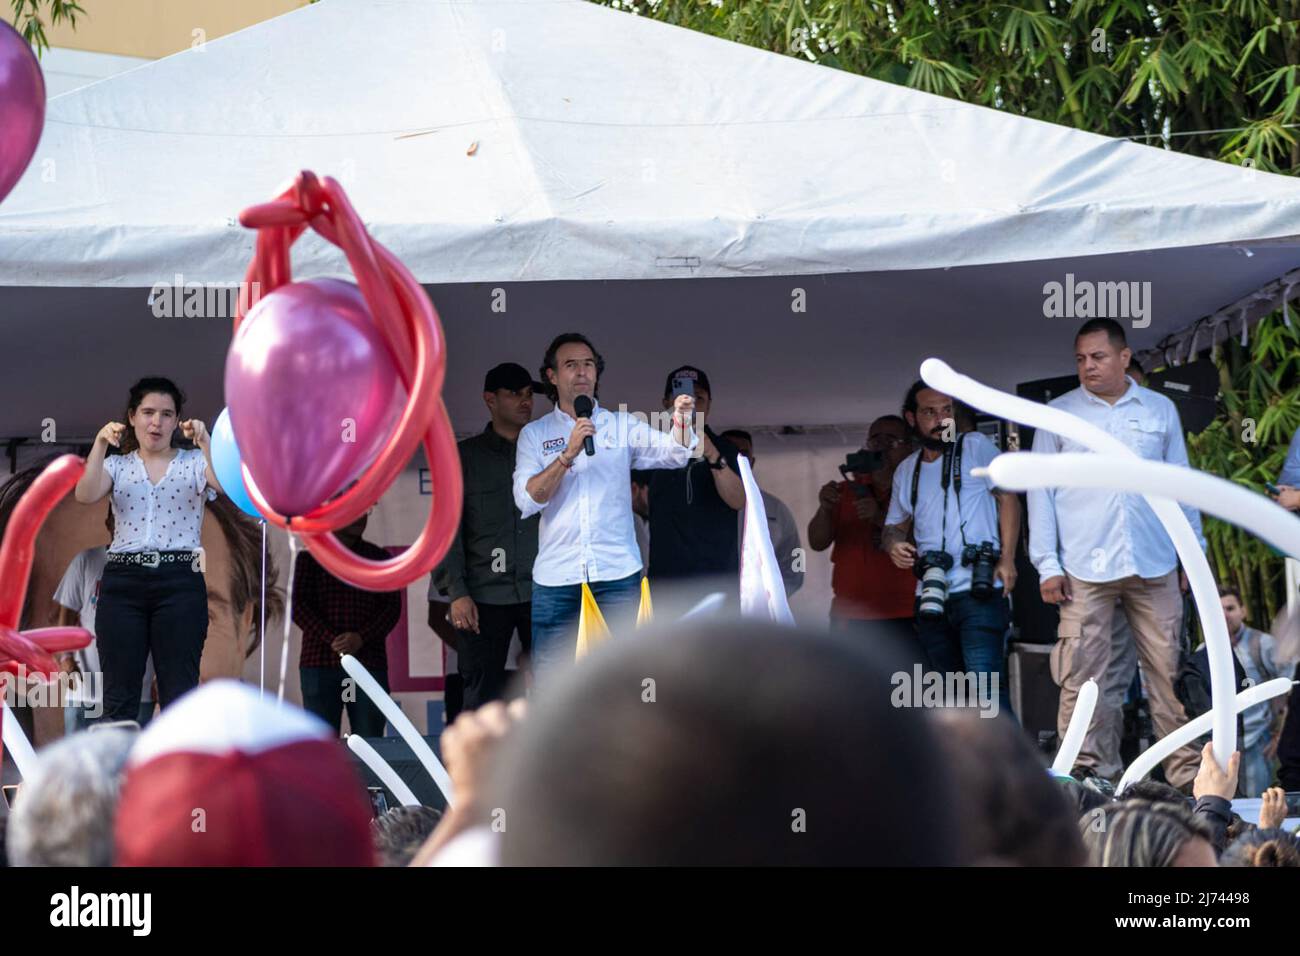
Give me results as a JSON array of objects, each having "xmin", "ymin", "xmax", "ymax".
[{"xmin": 293, "ymin": 542, "xmax": 402, "ymax": 671}]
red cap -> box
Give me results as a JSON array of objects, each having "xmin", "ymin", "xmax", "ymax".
[{"xmin": 114, "ymin": 681, "xmax": 375, "ymax": 867}]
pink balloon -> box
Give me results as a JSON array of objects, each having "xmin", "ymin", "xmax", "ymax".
[
  {"xmin": 225, "ymin": 277, "xmax": 406, "ymax": 517},
  {"xmin": 0, "ymin": 21, "xmax": 44, "ymax": 206}
]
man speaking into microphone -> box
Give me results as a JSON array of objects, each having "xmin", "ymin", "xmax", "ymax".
[{"xmin": 514, "ymin": 333, "xmax": 698, "ymax": 679}]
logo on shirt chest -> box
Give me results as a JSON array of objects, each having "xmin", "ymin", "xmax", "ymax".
[{"xmin": 542, "ymin": 438, "xmax": 566, "ymax": 455}]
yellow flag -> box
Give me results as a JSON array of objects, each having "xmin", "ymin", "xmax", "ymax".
[
  {"xmin": 637, "ymin": 577, "xmax": 653, "ymax": 627},
  {"xmin": 574, "ymin": 582, "xmax": 610, "ymax": 660}
]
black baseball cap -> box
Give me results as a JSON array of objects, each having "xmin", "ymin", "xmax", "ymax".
[
  {"xmin": 663, "ymin": 365, "xmax": 711, "ymax": 399},
  {"xmin": 484, "ymin": 363, "xmax": 544, "ymax": 393}
]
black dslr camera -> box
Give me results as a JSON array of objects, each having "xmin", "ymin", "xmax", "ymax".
[
  {"xmin": 839, "ymin": 450, "xmax": 884, "ymax": 497},
  {"xmin": 913, "ymin": 550, "xmax": 954, "ymax": 621},
  {"xmin": 961, "ymin": 542, "xmax": 1001, "ymax": 601}
]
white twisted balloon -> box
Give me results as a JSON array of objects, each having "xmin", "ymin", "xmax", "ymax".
[
  {"xmin": 346, "ymin": 733, "xmax": 422, "ymax": 808},
  {"xmin": 341, "ymin": 653, "xmax": 455, "ymax": 807},
  {"xmin": 983, "ymin": 453, "xmax": 1300, "ymax": 558},
  {"xmin": 920, "ymin": 358, "xmax": 1237, "ymax": 768},
  {"xmin": 1051, "ymin": 678, "xmax": 1098, "ymax": 775},
  {"xmin": 1115, "ymin": 678, "xmax": 1295, "ymax": 795}
]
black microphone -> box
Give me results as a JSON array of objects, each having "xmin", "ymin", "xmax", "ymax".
[{"xmin": 573, "ymin": 394, "xmax": 595, "ymax": 456}]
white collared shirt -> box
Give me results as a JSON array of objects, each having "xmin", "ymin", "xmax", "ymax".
[
  {"xmin": 513, "ymin": 402, "xmax": 697, "ymax": 587},
  {"xmin": 1028, "ymin": 378, "xmax": 1205, "ymax": 583},
  {"xmin": 104, "ymin": 448, "xmax": 216, "ymax": 554}
]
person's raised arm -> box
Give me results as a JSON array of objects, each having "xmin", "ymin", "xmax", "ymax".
[
  {"xmin": 703, "ymin": 432, "xmax": 744, "ymax": 511},
  {"xmin": 75, "ymin": 422, "xmax": 123, "ymax": 504},
  {"xmin": 181, "ymin": 418, "xmax": 223, "ymax": 496},
  {"xmin": 807, "ymin": 481, "xmax": 841, "ymax": 552}
]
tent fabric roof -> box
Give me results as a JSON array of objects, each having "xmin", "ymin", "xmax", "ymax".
[
  {"xmin": 4, "ymin": 0, "xmax": 1300, "ymax": 287},
  {"xmin": 3, "ymin": 0, "xmax": 1300, "ymax": 437}
]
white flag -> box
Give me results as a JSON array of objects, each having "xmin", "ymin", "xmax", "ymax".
[{"xmin": 737, "ymin": 455, "xmax": 795, "ymax": 625}]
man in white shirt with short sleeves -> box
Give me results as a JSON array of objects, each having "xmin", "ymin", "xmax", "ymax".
[
  {"xmin": 1029, "ymin": 318, "xmax": 1203, "ymax": 789},
  {"xmin": 514, "ymin": 333, "xmax": 698, "ymax": 678},
  {"xmin": 883, "ymin": 382, "xmax": 1021, "ymax": 719}
]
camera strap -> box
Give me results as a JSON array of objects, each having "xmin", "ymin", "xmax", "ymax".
[
  {"xmin": 909, "ymin": 434, "xmax": 966, "ymax": 551},
  {"xmin": 952, "ymin": 434, "xmax": 970, "ymax": 548}
]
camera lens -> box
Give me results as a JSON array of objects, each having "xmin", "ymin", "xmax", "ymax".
[{"xmin": 916, "ymin": 559, "xmax": 949, "ymax": 621}]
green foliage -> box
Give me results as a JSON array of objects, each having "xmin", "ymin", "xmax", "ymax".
[
  {"xmin": 1187, "ymin": 314, "xmax": 1300, "ymax": 624},
  {"xmin": 592, "ymin": 0, "xmax": 1300, "ymax": 172},
  {"xmin": 9, "ymin": 0, "xmax": 84, "ymax": 54},
  {"xmin": 598, "ymin": 0, "xmax": 1300, "ymax": 614}
]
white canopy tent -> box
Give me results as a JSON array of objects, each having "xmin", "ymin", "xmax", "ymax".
[{"xmin": 3, "ymin": 0, "xmax": 1300, "ymax": 442}]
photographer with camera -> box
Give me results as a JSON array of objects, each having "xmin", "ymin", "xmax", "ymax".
[
  {"xmin": 883, "ymin": 383, "xmax": 1019, "ymax": 718},
  {"xmin": 808, "ymin": 416, "xmax": 917, "ymax": 646}
]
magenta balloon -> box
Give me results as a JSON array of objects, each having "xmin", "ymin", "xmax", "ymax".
[
  {"xmin": 0, "ymin": 21, "xmax": 44, "ymax": 206},
  {"xmin": 225, "ymin": 277, "xmax": 406, "ymax": 517}
]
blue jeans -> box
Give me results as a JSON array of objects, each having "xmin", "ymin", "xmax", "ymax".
[
  {"xmin": 915, "ymin": 590, "xmax": 1015, "ymax": 721},
  {"xmin": 301, "ymin": 665, "xmax": 389, "ymax": 737},
  {"xmin": 530, "ymin": 572, "xmax": 642, "ymax": 681},
  {"xmin": 1240, "ymin": 740, "xmax": 1273, "ymax": 798}
]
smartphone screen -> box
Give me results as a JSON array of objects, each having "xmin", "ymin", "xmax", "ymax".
[
  {"xmin": 368, "ymin": 787, "xmax": 389, "ymax": 818},
  {"xmin": 2, "ymin": 785, "xmax": 19, "ymax": 810}
]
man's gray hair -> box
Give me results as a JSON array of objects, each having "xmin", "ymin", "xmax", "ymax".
[{"xmin": 7, "ymin": 728, "xmax": 136, "ymax": 867}]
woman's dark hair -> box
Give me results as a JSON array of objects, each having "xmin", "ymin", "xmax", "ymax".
[
  {"xmin": 120, "ymin": 377, "xmax": 186, "ymax": 454},
  {"xmin": 1221, "ymin": 827, "xmax": 1300, "ymax": 867},
  {"xmin": 538, "ymin": 333, "xmax": 604, "ymax": 402}
]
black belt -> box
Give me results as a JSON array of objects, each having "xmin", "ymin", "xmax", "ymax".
[{"xmin": 107, "ymin": 550, "xmax": 197, "ymax": 568}]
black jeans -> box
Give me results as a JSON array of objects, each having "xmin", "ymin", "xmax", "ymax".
[
  {"xmin": 300, "ymin": 665, "xmax": 388, "ymax": 736},
  {"xmin": 455, "ymin": 601, "xmax": 531, "ymax": 712},
  {"xmin": 95, "ymin": 560, "xmax": 208, "ymax": 722}
]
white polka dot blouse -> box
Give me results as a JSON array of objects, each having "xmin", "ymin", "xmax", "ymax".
[{"xmin": 104, "ymin": 448, "xmax": 217, "ymax": 554}]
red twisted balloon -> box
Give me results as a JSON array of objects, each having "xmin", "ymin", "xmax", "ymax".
[
  {"xmin": 233, "ymin": 171, "xmax": 462, "ymax": 591},
  {"xmin": 0, "ymin": 455, "xmax": 94, "ymax": 675},
  {"xmin": 0, "ymin": 456, "xmax": 94, "ymax": 766}
]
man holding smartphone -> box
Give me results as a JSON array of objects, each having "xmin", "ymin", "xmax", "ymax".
[
  {"xmin": 646, "ymin": 366, "xmax": 746, "ymax": 601},
  {"xmin": 514, "ymin": 336, "xmax": 698, "ymax": 678}
]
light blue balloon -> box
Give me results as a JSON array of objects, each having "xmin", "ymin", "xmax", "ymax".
[{"xmin": 211, "ymin": 407, "xmax": 263, "ymax": 519}]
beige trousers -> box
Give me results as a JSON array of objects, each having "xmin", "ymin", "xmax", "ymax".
[{"xmin": 1051, "ymin": 571, "xmax": 1199, "ymax": 788}]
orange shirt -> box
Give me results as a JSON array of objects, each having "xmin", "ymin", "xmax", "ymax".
[{"xmin": 829, "ymin": 480, "xmax": 916, "ymax": 620}]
